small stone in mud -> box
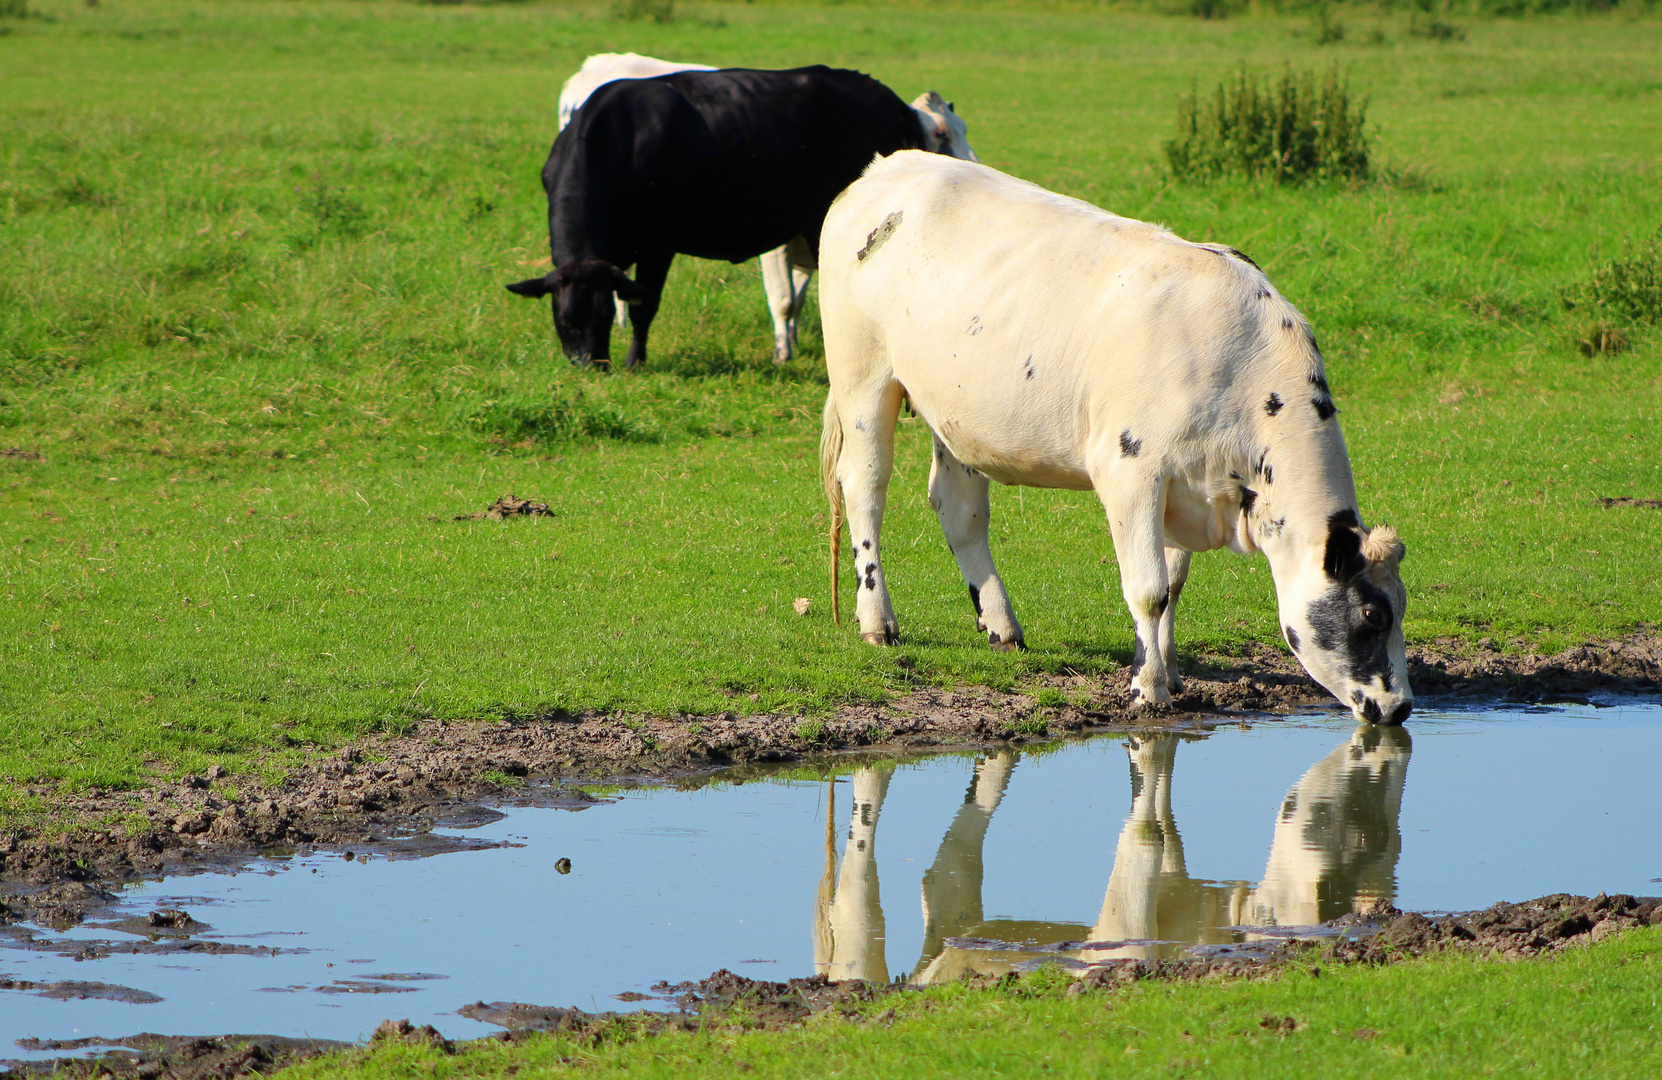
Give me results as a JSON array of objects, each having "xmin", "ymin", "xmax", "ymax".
[
  {"xmin": 555, "ymin": 858, "xmax": 572, "ymax": 875},
  {"xmin": 207, "ymin": 764, "xmax": 227, "ymax": 780},
  {"xmin": 793, "ymin": 597, "xmax": 812, "ymax": 616}
]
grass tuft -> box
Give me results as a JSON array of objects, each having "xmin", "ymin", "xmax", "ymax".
[
  {"xmin": 456, "ymin": 385, "xmax": 659, "ymax": 446},
  {"xmin": 612, "ymin": 0, "xmax": 676, "ymax": 24},
  {"xmin": 1165, "ymin": 64, "xmax": 1371, "ymax": 184},
  {"xmin": 1571, "ymin": 230, "xmax": 1662, "ymax": 324}
]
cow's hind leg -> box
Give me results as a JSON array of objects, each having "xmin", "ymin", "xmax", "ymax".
[
  {"xmin": 928, "ymin": 435, "xmax": 1023, "ymax": 650},
  {"xmin": 1157, "ymin": 547, "xmax": 1191, "ymax": 695},
  {"xmin": 1092, "ymin": 462, "xmax": 1173, "ymax": 706},
  {"xmin": 761, "ymin": 239, "xmax": 817, "ymax": 363},
  {"xmin": 832, "ymin": 382, "xmax": 905, "ymax": 645}
]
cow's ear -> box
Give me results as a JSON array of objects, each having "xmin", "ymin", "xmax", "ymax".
[
  {"xmin": 506, "ymin": 276, "xmax": 554, "ymax": 298},
  {"xmin": 1323, "ymin": 523, "xmax": 1366, "ymax": 582},
  {"xmin": 610, "ymin": 268, "xmax": 648, "ymax": 306}
]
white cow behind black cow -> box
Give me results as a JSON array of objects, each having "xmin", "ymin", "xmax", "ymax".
[
  {"xmin": 818, "ymin": 152, "xmax": 1412, "ymax": 725},
  {"xmin": 556, "ymin": 53, "xmax": 979, "ymax": 362}
]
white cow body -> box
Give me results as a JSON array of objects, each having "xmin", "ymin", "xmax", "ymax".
[
  {"xmin": 558, "ymin": 55, "xmax": 979, "ymax": 362},
  {"xmin": 819, "ymin": 152, "xmax": 1411, "ymax": 723}
]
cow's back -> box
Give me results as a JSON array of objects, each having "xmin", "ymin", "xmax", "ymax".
[
  {"xmin": 820, "ymin": 152, "xmax": 1289, "ymax": 490},
  {"xmin": 553, "ymin": 67, "xmax": 924, "ymax": 265}
]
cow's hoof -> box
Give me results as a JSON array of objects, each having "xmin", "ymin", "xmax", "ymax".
[
  {"xmin": 862, "ymin": 629, "xmax": 898, "ymax": 647},
  {"xmin": 1168, "ymin": 676, "xmax": 1185, "ymax": 695},
  {"xmin": 1128, "ymin": 685, "xmax": 1173, "ymax": 708},
  {"xmin": 987, "ymin": 632, "xmax": 1025, "ymax": 652}
]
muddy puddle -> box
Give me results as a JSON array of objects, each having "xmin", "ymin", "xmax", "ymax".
[{"xmin": 3, "ymin": 700, "xmax": 1660, "ymax": 1062}]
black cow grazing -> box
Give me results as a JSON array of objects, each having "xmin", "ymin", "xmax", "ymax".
[{"xmin": 505, "ymin": 65, "xmax": 936, "ymax": 370}]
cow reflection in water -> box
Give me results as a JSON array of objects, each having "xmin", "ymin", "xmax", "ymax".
[{"xmin": 812, "ymin": 727, "xmax": 1411, "ymax": 984}]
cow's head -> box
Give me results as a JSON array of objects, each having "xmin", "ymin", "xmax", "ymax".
[
  {"xmin": 506, "ymin": 257, "xmax": 645, "ymax": 367},
  {"xmin": 911, "ymin": 91, "xmax": 979, "ymax": 163},
  {"xmin": 1279, "ymin": 513, "xmax": 1412, "ymax": 725}
]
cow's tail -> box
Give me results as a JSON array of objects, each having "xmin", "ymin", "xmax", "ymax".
[{"xmin": 820, "ymin": 390, "xmax": 844, "ymax": 627}]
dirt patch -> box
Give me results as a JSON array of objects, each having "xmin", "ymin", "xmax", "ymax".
[
  {"xmin": 0, "ymin": 634, "xmax": 1657, "ymax": 928},
  {"xmin": 1597, "ymin": 496, "xmax": 1662, "ymax": 509},
  {"xmin": 453, "ymin": 493, "xmax": 553, "ymax": 521},
  {"xmin": 0, "ymin": 978, "xmax": 163, "ymax": 1005},
  {"xmin": 3, "ymin": 1034, "xmax": 344, "ymax": 1079},
  {"xmin": 0, "ymin": 448, "xmax": 43, "ymax": 462}
]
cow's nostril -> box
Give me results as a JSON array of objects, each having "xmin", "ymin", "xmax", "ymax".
[
  {"xmin": 1387, "ymin": 700, "xmax": 1413, "ymax": 725},
  {"xmin": 1359, "ymin": 698, "xmax": 1383, "ymax": 723}
]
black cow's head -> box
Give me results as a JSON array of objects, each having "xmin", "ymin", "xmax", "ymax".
[{"xmin": 506, "ymin": 258, "xmax": 646, "ymax": 367}]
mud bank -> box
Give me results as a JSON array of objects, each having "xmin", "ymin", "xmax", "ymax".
[
  {"xmin": 1, "ymin": 634, "xmax": 1657, "ymax": 927},
  {"xmin": 9, "ymin": 894, "xmax": 1659, "ymax": 1079}
]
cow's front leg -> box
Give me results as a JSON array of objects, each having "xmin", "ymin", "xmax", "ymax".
[
  {"xmin": 1157, "ymin": 547, "xmax": 1191, "ymax": 695},
  {"xmin": 623, "ymin": 251, "xmax": 674, "ymax": 370},
  {"xmin": 835, "ymin": 383, "xmax": 904, "ymax": 645},
  {"xmin": 1094, "ymin": 470, "xmax": 1172, "ymax": 706},
  {"xmin": 928, "ymin": 435, "xmax": 1023, "ymax": 650}
]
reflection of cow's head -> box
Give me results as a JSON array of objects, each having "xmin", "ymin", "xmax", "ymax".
[
  {"xmin": 911, "ymin": 92, "xmax": 979, "ymax": 163},
  {"xmin": 1281, "ymin": 513, "xmax": 1412, "ymax": 725},
  {"xmin": 506, "ymin": 257, "xmax": 645, "ymax": 367}
]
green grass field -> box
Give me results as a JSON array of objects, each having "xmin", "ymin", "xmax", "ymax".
[
  {"xmin": 3, "ymin": 0, "xmax": 1661, "ymax": 800},
  {"xmin": 283, "ymin": 926, "xmax": 1662, "ymax": 1079}
]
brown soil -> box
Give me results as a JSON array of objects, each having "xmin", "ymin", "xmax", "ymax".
[
  {"xmin": 1597, "ymin": 496, "xmax": 1662, "ymax": 509},
  {"xmin": 0, "ymin": 635, "xmax": 1657, "ymax": 932},
  {"xmin": 452, "ymin": 493, "xmax": 553, "ymax": 521},
  {"xmin": 3, "ymin": 1034, "xmax": 345, "ymax": 1079},
  {"xmin": 0, "ymin": 448, "xmax": 43, "ymax": 462}
]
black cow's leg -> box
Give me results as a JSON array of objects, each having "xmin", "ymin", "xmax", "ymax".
[{"xmin": 623, "ymin": 251, "xmax": 674, "ymax": 371}]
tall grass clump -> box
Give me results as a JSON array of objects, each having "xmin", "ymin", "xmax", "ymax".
[
  {"xmin": 1164, "ymin": 65, "xmax": 1371, "ymax": 184},
  {"xmin": 457, "ymin": 386, "xmax": 659, "ymax": 446},
  {"xmin": 612, "ymin": 0, "xmax": 675, "ymax": 23},
  {"xmin": 1563, "ymin": 230, "xmax": 1662, "ymax": 355}
]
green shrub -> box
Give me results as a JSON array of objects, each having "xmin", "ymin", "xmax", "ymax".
[
  {"xmin": 457, "ymin": 386, "xmax": 658, "ymax": 445},
  {"xmin": 1164, "ymin": 64, "xmax": 1371, "ymax": 185},
  {"xmin": 1568, "ymin": 231, "xmax": 1662, "ymax": 325}
]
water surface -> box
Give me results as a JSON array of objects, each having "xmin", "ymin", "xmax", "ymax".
[{"xmin": 3, "ymin": 701, "xmax": 1659, "ymax": 1061}]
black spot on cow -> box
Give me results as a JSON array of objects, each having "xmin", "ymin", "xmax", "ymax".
[
  {"xmin": 1023, "ymin": 355, "xmax": 1035, "ymax": 380},
  {"xmin": 864, "ymin": 562, "xmax": 877, "ymax": 577},
  {"xmin": 1119, "ymin": 429, "xmax": 1142, "ymax": 458},
  {"xmin": 1329, "ymin": 509, "xmax": 1360, "ymax": 529},
  {"xmin": 1307, "ymin": 578, "xmax": 1397, "ymax": 685},
  {"xmin": 1257, "ymin": 287, "xmax": 1272, "ymax": 300},
  {"xmin": 967, "ymin": 583, "xmax": 983, "ymax": 616},
  {"xmin": 1282, "ymin": 317, "xmax": 1295, "ymax": 330},
  {"xmin": 1284, "ymin": 625, "xmax": 1301, "ymax": 652},
  {"xmin": 1254, "ymin": 448, "xmax": 1269, "ymax": 477},
  {"xmin": 864, "ymin": 571, "xmax": 877, "ymax": 590},
  {"xmin": 1313, "ymin": 396, "xmax": 1338, "ymax": 421},
  {"xmin": 1238, "ymin": 486, "xmax": 1258, "ymax": 515},
  {"xmin": 1323, "ymin": 518, "xmax": 1366, "ymax": 581},
  {"xmin": 1260, "ymin": 516, "xmax": 1285, "ymax": 539},
  {"xmin": 862, "ymin": 539, "xmax": 872, "ymax": 550},
  {"xmin": 1224, "ymin": 247, "xmax": 1261, "ymax": 270},
  {"xmin": 1309, "ymin": 373, "xmax": 1330, "ymax": 394},
  {"xmin": 1264, "ymin": 393, "xmax": 1283, "ymax": 416},
  {"xmin": 987, "ymin": 630, "xmax": 1002, "ymax": 645},
  {"xmin": 1229, "ymin": 470, "xmax": 1242, "ymax": 481},
  {"xmin": 1263, "ymin": 464, "xmax": 1274, "ymax": 485}
]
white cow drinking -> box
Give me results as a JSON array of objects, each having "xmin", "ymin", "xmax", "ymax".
[
  {"xmin": 818, "ymin": 152, "xmax": 1412, "ymax": 724},
  {"xmin": 558, "ymin": 54, "xmax": 980, "ymax": 362}
]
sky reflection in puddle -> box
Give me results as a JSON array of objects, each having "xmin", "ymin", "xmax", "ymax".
[{"xmin": 2, "ymin": 700, "xmax": 1660, "ymax": 1059}]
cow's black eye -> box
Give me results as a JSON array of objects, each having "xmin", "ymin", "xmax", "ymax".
[{"xmin": 1361, "ymin": 604, "xmax": 1384, "ymax": 628}]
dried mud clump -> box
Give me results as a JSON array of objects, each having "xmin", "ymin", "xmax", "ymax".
[
  {"xmin": 455, "ymin": 494, "xmax": 553, "ymax": 521},
  {"xmin": 5, "ymin": 1033, "xmax": 343, "ymax": 1079},
  {"xmin": 1333, "ymin": 893, "xmax": 1662, "ymax": 963},
  {"xmin": 1597, "ymin": 496, "xmax": 1662, "ymax": 509}
]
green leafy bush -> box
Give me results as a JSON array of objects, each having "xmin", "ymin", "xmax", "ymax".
[
  {"xmin": 1572, "ymin": 231, "xmax": 1662, "ymax": 324},
  {"xmin": 1165, "ymin": 64, "xmax": 1371, "ymax": 184}
]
